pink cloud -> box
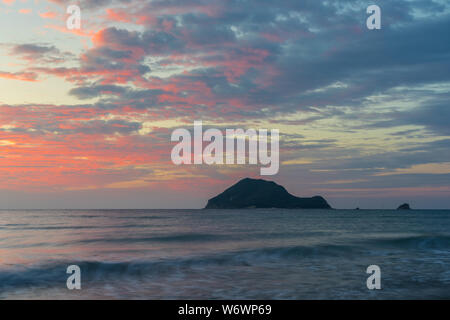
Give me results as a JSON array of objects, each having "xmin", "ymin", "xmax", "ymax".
[
  {"xmin": 18, "ymin": 8, "xmax": 31, "ymax": 14},
  {"xmin": 0, "ymin": 71, "xmax": 38, "ymax": 81},
  {"xmin": 39, "ymin": 11, "xmax": 57, "ymax": 19}
]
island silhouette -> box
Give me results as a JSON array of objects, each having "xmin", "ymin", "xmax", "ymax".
[
  {"xmin": 397, "ymin": 203, "xmax": 411, "ymax": 210},
  {"xmin": 205, "ymin": 177, "xmax": 332, "ymax": 209}
]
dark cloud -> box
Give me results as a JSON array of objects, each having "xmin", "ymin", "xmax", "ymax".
[
  {"xmin": 37, "ymin": 0, "xmax": 449, "ymax": 138},
  {"xmin": 69, "ymin": 84, "xmax": 127, "ymax": 99},
  {"xmin": 12, "ymin": 44, "xmax": 58, "ymax": 55},
  {"xmin": 10, "ymin": 43, "xmax": 74, "ymax": 64}
]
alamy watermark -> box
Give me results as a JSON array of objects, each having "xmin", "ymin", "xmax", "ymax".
[
  {"xmin": 171, "ymin": 121, "xmax": 279, "ymax": 175},
  {"xmin": 66, "ymin": 265, "xmax": 81, "ymax": 290},
  {"xmin": 66, "ymin": 5, "xmax": 81, "ymax": 30},
  {"xmin": 64, "ymin": 4, "xmax": 379, "ymax": 31},
  {"xmin": 366, "ymin": 265, "xmax": 381, "ymax": 290},
  {"xmin": 366, "ymin": 5, "xmax": 381, "ymax": 30}
]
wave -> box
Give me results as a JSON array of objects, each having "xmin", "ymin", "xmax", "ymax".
[
  {"xmin": 0, "ymin": 224, "xmax": 168, "ymax": 231},
  {"xmin": 1, "ymin": 235, "xmax": 448, "ymax": 292},
  {"xmin": 1, "ymin": 225, "xmax": 98, "ymax": 231},
  {"xmin": 0, "ymin": 243, "xmax": 356, "ymax": 290},
  {"xmin": 367, "ymin": 234, "xmax": 450, "ymax": 250},
  {"xmin": 0, "ymin": 232, "xmax": 228, "ymax": 249},
  {"xmin": 72, "ymin": 233, "xmax": 227, "ymax": 244},
  {"xmin": 2, "ymin": 234, "xmax": 448, "ymax": 292}
]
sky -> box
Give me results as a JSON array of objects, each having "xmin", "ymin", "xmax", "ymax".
[{"xmin": 0, "ymin": 0, "xmax": 449, "ymax": 209}]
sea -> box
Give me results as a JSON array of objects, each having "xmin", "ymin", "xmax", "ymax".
[{"xmin": 0, "ymin": 209, "xmax": 449, "ymax": 299}]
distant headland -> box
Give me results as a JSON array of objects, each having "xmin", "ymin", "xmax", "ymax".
[{"xmin": 205, "ymin": 178, "xmax": 332, "ymax": 209}]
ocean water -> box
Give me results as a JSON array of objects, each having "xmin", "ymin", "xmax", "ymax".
[{"xmin": 0, "ymin": 209, "xmax": 449, "ymax": 299}]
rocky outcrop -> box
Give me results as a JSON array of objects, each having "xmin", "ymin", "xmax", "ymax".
[
  {"xmin": 397, "ymin": 203, "xmax": 411, "ymax": 210},
  {"xmin": 205, "ymin": 178, "xmax": 332, "ymax": 209}
]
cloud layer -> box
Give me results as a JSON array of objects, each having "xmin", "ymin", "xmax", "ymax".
[{"xmin": 0, "ymin": 0, "xmax": 449, "ymax": 208}]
